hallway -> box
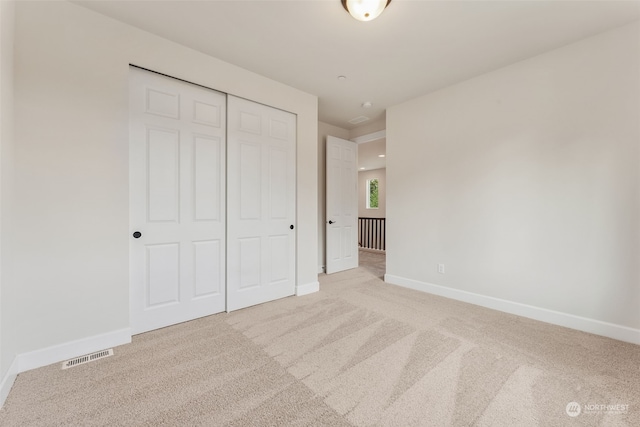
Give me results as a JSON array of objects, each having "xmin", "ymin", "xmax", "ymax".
[{"xmin": 358, "ymin": 249, "xmax": 385, "ymax": 279}]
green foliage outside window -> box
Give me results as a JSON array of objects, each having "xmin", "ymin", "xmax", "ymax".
[{"xmin": 367, "ymin": 178, "xmax": 379, "ymax": 209}]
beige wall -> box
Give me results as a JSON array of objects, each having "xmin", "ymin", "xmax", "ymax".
[
  {"xmin": 6, "ymin": 0, "xmax": 317, "ymax": 374},
  {"xmin": 386, "ymin": 22, "xmax": 640, "ymax": 340},
  {"xmin": 317, "ymin": 121, "xmax": 350, "ymax": 272},
  {"xmin": 0, "ymin": 0, "xmax": 16, "ymax": 386},
  {"xmin": 358, "ymin": 169, "xmax": 386, "ymax": 218}
]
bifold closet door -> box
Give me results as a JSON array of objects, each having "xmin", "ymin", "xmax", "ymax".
[
  {"xmin": 226, "ymin": 96, "xmax": 297, "ymax": 311},
  {"xmin": 129, "ymin": 67, "xmax": 226, "ymax": 334}
]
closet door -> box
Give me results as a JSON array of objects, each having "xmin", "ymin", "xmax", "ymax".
[
  {"xmin": 129, "ymin": 67, "xmax": 226, "ymax": 334},
  {"xmin": 227, "ymin": 96, "xmax": 297, "ymax": 311}
]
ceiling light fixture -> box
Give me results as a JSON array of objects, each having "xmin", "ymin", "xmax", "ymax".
[
  {"xmin": 342, "ymin": 0, "xmax": 392, "ymax": 22},
  {"xmin": 378, "ymin": 154, "xmax": 385, "ymax": 158}
]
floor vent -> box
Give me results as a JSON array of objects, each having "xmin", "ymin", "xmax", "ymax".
[{"xmin": 62, "ymin": 349, "xmax": 113, "ymax": 370}]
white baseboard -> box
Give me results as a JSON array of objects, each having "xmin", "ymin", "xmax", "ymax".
[
  {"xmin": 17, "ymin": 328, "xmax": 131, "ymax": 374},
  {"xmin": 384, "ymin": 274, "xmax": 640, "ymax": 345},
  {"xmin": 0, "ymin": 357, "xmax": 19, "ymax": 408},
  {"xmin": 318, "ymin": 265, "xmax": 325, "ymax": 274},
  {"xmin": 297, "ymin": 281, "xmax": 319, "ymax": 296}
]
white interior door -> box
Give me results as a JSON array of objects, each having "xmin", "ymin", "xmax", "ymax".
[
  {"xmin": 227, "ymin": 96, "xmax": 296, "ymax": 311},
  {"xmin": 129, "ymin": 67, "xmax": 226, "ymax": 334},
  {"xmin": 326, "ymin": 135, "xmax": 358, "ymax": 274}
]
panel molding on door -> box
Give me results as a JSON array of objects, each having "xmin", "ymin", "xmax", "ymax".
[
  {"xmin": 325, "ymin": 135, "xmax": 358, "ymax": 274},
  {"xmin": 227, "ymin": 96, "xmax": 297, "ymax": 312},
  {"xmin": 130, "ymin": 67, "xmax": 226, "ymax": 334}
]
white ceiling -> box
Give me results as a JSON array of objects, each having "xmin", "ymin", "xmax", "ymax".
[{"xmin": 75, "ymin": 0, "xmax": 640, "ymax": 130}]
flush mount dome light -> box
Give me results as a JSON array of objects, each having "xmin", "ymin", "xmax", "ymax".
[{"xmin": 342, "ymin": 0, "xmax": 392, "ymax": 22}]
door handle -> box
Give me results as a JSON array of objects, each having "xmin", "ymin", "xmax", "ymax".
[
  {"xmin": 328, "ymin": 220, "xmax": 336, "ymax": 224},
  {"xmin": 132, "ymin": 231, "xmax": 142, "ymax": 239}
]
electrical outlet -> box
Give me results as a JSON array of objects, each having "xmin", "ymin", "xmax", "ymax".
[{"xmin": 438, "ymin": 264, "xmax": 445, "ymax": 274}]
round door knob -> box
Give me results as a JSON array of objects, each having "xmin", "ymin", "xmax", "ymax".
[
  {"xmin": 132, "ymin": 231, "xmax": 142, "ymax": 239},
  {"xmin": 290, "ymin": 225, "xmax": 294, "ymax": 230},
  {"xmin": 328, "ymin": 220, "xmax": 335, "ymax": 224}
]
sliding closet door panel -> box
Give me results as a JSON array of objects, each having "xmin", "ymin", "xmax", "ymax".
[
  {"xmin": 130, "ymin": 67, "xmax": 226, "ymax": 334},
  {"xmin": 227, "ymin": 96, "xmax": 296, "ymax": 311}
]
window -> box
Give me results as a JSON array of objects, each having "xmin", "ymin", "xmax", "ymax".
[{"xmin": 366, "ymin": 178, "xmax": 379, "ymax": 209}]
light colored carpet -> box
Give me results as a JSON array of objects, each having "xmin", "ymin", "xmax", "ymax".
[
  {"xmin": 358, "ymin": 249, "xmax": 386, "ymax": 279},
  {"xmin": 1, "ymin": 265, "xmax": 638, "ymax": 426}
]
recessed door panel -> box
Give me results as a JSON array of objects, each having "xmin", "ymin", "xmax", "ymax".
[
  {"xmin": 193, "ymin": 101, "xmax": 221, "ymax": 127},
  {"xmin": 269, "ymin": 235, "xmax": 290, "ymax": 283},
  {"xmin": 239, "ymin": 111, "xmax": 261, "ymax": 134},
  {"xmin": 146, "ymin": 244, "xmax": 180, "ymax": 307},
  {"xmin": 193, "ymin": 135, "xmax": 221, "ymax": 221},
  {"xmin": 329, "ymin": 227, "xmax": 341, "ymax": 262},
  {"xmin": 240, "ymin": 142, "xmax": 262, "ymax": 220},
  {"xmin": 239, "ymin": 238, "xmax": 261, "ymax": 290},
  {"xmin": 269, "ymin": 119, "xmax": 288, "ymax": 140},
  {"xmin": 342, "ymin": 226, "xmax": 354, "ymax": 259},
  {"xmin": 147, "ymin": 127, "xmax": 179, "ymax": 222},
  {"xmin": 146, "ymin": 88, "xmax": 179, "ymax": 119},
  {"xmin": 193, "ymin": 240, "xmax": 221, "ymax": 297},
  {"xmin": 269, "ymin": 148, "xmax": 288, "ymax": 219}
]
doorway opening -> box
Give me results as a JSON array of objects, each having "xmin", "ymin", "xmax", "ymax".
[
  {"xmin": 321, "ymin": 128, "xmax": 386, "ymax": 279},
  {"xmin": 356, "ymin": 131, "xmax": 386, "ymax": 279}
]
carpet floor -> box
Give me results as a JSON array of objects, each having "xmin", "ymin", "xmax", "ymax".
[{"xmin": 0, "ymin": 262, "xmax": 638, "ymax": 426}]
